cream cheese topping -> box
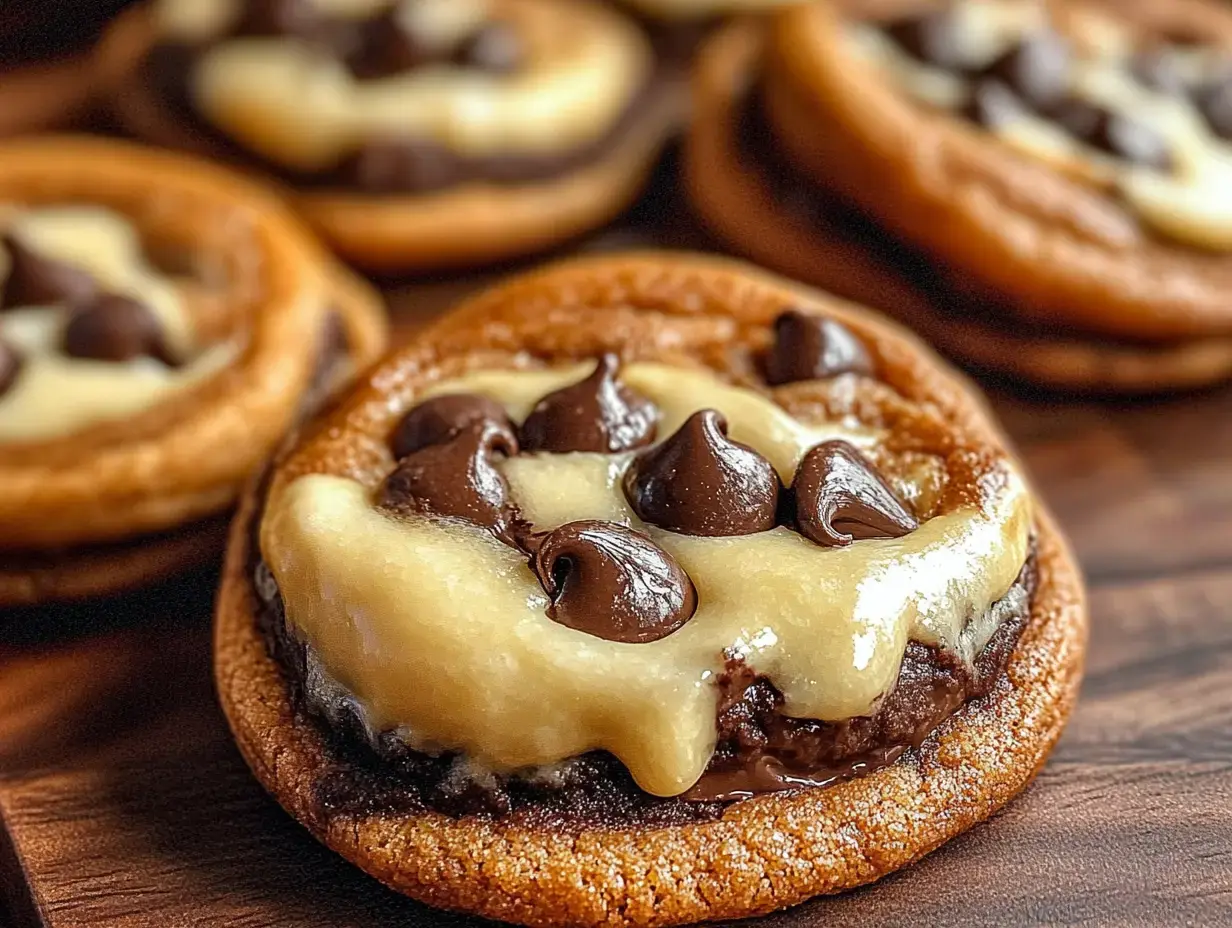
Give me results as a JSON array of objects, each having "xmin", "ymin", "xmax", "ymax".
[
  {"xmin": 850, "ymin": 0, "xmax": 1232, "ymax": 251},
  {"xmin": 0, "ymin": 206, "xmax": 235, "ymax": 443},
  {"xmin": 262, "ymin": 363, "xmax": 1033, "ymax": 797},
  {"xmin": 156, "ymin": 0, "xmax": 652, "ymax": 173}
]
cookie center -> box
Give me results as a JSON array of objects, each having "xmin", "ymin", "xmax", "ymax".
[
  {"xmin": 850, "ymin": 0, "xmax": 1232, "ymax": 251},
  {"xmin": 261, "ymin": 350, "xmax": 1032, "ymax": 798},
  {"xmin": 0, "ymin": 206, "xmax": 235, "ymax": 443}
]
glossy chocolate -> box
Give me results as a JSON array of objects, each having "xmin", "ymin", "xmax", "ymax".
[
  {"xmin": 964, "ymin": 79, "xmax": 1023, "ymax": 129},
  {"xmin": 379, "ymin": 419, "xmax": 518, "ymax": 535},
  {"xmin": 764, "ymin": 310, "xmax": 872, "ymax": 385},
  {"xmin": 1, "ymin": 236, "xmax": 97, "ymax": 310},
  {"xmin": 980, "ymin": 32, "xmax": 1071, "ymax": 111},
  {"xmin": 390, "ymin": 393, "xmax": 515, "ymax": 460},
  {"xmin": 521, "ymin": 355, "xmax": 658, "ymax": 454},
  {"xmin": 1130, "ymin": 50, "xmax": 1187, "ymax": 96},
  {"xmin": 1050, "ymin": 98, "xmax": 1173, "ymax": 170},
  {"xmin": 1194, "ymin": 78, "xmax": 1232, "ymax": 141},
  {"xmin": 454, "ymin": 21, "xmax": 525, "ymax": 74},
  {"xmin": 0, "ymin": 338, "xmax": 21, "ymax": 397},
  {"xmin": 527, "ymin": 520, "xmax": 697, "ymax": 644},
  {"xmin": 346, "ymin": 6, "xmax": 441, "ymax": 80},
  {"xmin": 624, "ymin": 410, "xmax": 779, "ymax": 536},
  {"xmin": 792, "ymin": 440, "xmax": 918, "ymax": 547},
  {"xmin": 61, "ymin": 294, "xmax": 169, "ymax": 364},
  {"xmin": 884, "ymin": 11, "xmax": 968, "ymax": 71}
]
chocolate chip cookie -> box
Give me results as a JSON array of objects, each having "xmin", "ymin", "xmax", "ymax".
[
  {"xmin": 688, "ymin": 0, "xmax": 1232, "ymax": 392},
  {"xmin": 214, "ymin": 252, "xmax": 1086, "ymax": 926},
  {"xmin": 0, "ymin": 136, "xmax": 387, "ymax": 606},
  {"xmin": 101, "ymin": 0, "xmax": 678, "ymax": 272}
]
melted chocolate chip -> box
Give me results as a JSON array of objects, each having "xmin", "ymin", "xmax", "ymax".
[
  {"xmin": 963, "ymin": 79, "xmax": 1024, "ymax": 129},
  {"xmin": 1, "ymin": 235, "xmax": 97, "ymax": 310},
  {"xmin": 0, "ymin": 338, "xmax": 21, "ymax": 396},
  {"xmin": 233, "ymin": 0, "xmax": 318, "ymax": 38},
  {"xmin": 792, "ymin": 440, "xmax": 917, "ymax": 547},
  {"xmin": 624, "ymin": 410, "xmax": 779, "ymax": 537},
  {"xmin": 527, "ymin": 521, "xmax": 697, "ymax": 644},
  {"xmin": 390, "ymin": 393, "xmax": 515, "ymax": 460},
  {"xmin": 61, "ymin": 294, "xmax": 169, "ymax": 363},
  {"xmin": 980, "ymin": 32, "xmax": 1071, "ymax": 111},
  {"xmin": 454, "ymin": 20, "xmax": 524, "ymax": 74},
  {"xmin": 346, "ymin": 7, "xmax": 440, "ymax": 80},
  {"xmin": 1050, "ymin": 98, "xmax": 1173, "ymax": 170},
  {"xmin": 1194, "ymin": 78, "xmax": 1232, "ymax": 141},
  {"xmin": 884, "ymin": 11, "xmax": 967, "ymax": 71},
  {"xmin": 379, "ymin": 419, "xmax": 518, "ymax": 536},
  {"xmin": 1130, "ymin": 50, "xmax": 1187, "ymax": 96},
  {"xmin": 764, "ymin": 310, "xmax": 872, "ymax": 385},
  {"xmin": 521, "ymin": 355, "xmax": 658, "ymax": 454}
]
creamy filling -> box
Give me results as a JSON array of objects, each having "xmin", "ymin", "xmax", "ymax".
[
  {"xmin": 154, "ymin": 0, "xmax": 653, "ymax": 174},
  {"xmin": 0, "ymin": 206, "xmax": 235, "ymax": 443},
  {"xmin": 849, "ymin": 0, "xmax": 1232, "ymax": 251},
  {"xmin": 261, "ymin": 363, "xmax": 1032, "ymax": 798}
]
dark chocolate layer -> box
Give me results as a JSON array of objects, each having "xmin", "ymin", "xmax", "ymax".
[{"xmin": 251, "ymin": 502, "xmax": 1036, "ymax": 830}]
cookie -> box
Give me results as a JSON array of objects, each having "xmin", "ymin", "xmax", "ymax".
[
  {"xmin": 735, "ymin": 0, "xmax": 1232, "ymax": 391},
  {"xmin": 0, "ymin": 0, "xmax": 138, "ymax": 135},
  {"xmin": 686, "ymin": 19, "xmax": 1232, "ymax": 393},
  {"xmin": 100, "ymin": 0, "xmax": 678, "ymax": 272},
  {"xmin": 215, "ymin": 252, "xmax": 1086, "ymax": 926},
  {"xmin": 0, "ymin": 136, "xmax": 387, "ymax": 606}
]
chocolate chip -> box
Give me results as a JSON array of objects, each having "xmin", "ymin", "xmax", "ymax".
[
  {"xmin": 1194, "ymin": 78, "xmax": 1232, "ymax": 141},
  {"xmin": 527, "ymin": 521, "xmax": 697, "ymax": 644},
  {"xmin": 1130, "ymin": 50, "xmax": 1187, "ymax": 96},
  {"xmin": 791, "ymin": 441, "xmax": 917, "ymax": 547},
  {"xmin": 379, "ymin": 419, "xmax": 518, "ymax": 536},
  {"xmin": 764, "ymin": 311, "xmax": 872, "ymax": 386},
  {"xmin": 233, "ymin": 0, "xmax": 318, "ymax": 38},
  {"xmin": 884, "ymin": 11, "xmax": 968, "ymax": 71},
  {"xmin": 980, "ymin": 32, "xmax": 1071, "ymax": 111},
  {"xmin": 454, "ymin": 21, "xmax": 524, "ymax": 74},
  {"xmin": 61, "ymin": 294, "xmax": 169, "ymax": 363},
  {"xmin": 521, "ymin": 355, "xmax": 658, "ymax": 454},
  {"xmin": 390, "ymin": 393, "xmax": 514, "ymax": 459},
  {"xmin": 346, "ymin": 8, "xmax": 441, "ymax": 80},
  {"xmin": 339, "ymin": 137, "xmax": 461, "ymax": 194},
  {"xmin": 1050, "ymin": 98, "xmax": 1173, "ymax": 170},
  {"xmin": 962, "ymin": 79, "xmax": 1024, "ymax": 129},
  {"xmin": 1, "ymin": 235, "xmax": 97, "ymax": 310},
  {"xmin": 0, "ymin": 338, "xmax": 22, "ymax": 397},
  {"xmin": 624, "ymin": 410, "xmax": 779, "ymax": 537}
]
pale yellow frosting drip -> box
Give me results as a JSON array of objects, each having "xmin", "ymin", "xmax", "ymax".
[
  {"xmin": 0, "ymin": 207, "xmax": 234, "ymax": 443},
  {"xmin": 262, "ymin": 363, "xmax": 1032, "ymax": 797},
  {"xmin": 850, "ymin": 0, "xmax": 1232, "ymax": 251},
  {"xmin": 157, "ymin": 0, "xmax": 651, "ymax": 173}
]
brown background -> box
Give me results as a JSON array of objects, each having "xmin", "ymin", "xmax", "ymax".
[{"xmin": 2, "ymin": 169, "xmax": 1232, "ymax": 927}]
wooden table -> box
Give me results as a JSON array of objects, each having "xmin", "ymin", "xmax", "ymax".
[{"xmin": 3, "ymin": 175, "xmax": 1232, "ymax": 927}]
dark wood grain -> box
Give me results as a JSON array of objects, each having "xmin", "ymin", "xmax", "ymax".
[{"xmin": 3, "ymin": 175, "xmax": 1232, "ymax": 927}]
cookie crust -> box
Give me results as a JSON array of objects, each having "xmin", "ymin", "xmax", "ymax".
[
  {"xmin": 215, "ymin": 253, "xmax": 1087, "ymax": 927},
  {"xmin": 686, "ymin": 22, "xmax": 1232, "ymax": 393},
  {"xmin": 99, "ymin": 4, "xmax": 680, "ymax": 272},
  {"xmin": 764, "ymin": 0, "xmax": 1232, "ymax": 343}
]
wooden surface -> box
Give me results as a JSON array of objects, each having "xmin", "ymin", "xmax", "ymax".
[{"xmin": 3, "ymin": 174, "xmax": 1232, "ymax": 928}]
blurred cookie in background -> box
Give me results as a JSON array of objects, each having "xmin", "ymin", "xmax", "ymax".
[
  {"xmin": 0, "ymin": 137, "xmax": 386, "ymax": 606},
  {"xmin": 101, "ymin": 0, "xmax": 678, "ymax": 274},
  {"xmin": 0, "ymin": 0, "xmax": 138, "ymax": 135},
  {"xmin": 688, "ymin": 0, "xmax": 1232, "ymax": 393}
]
